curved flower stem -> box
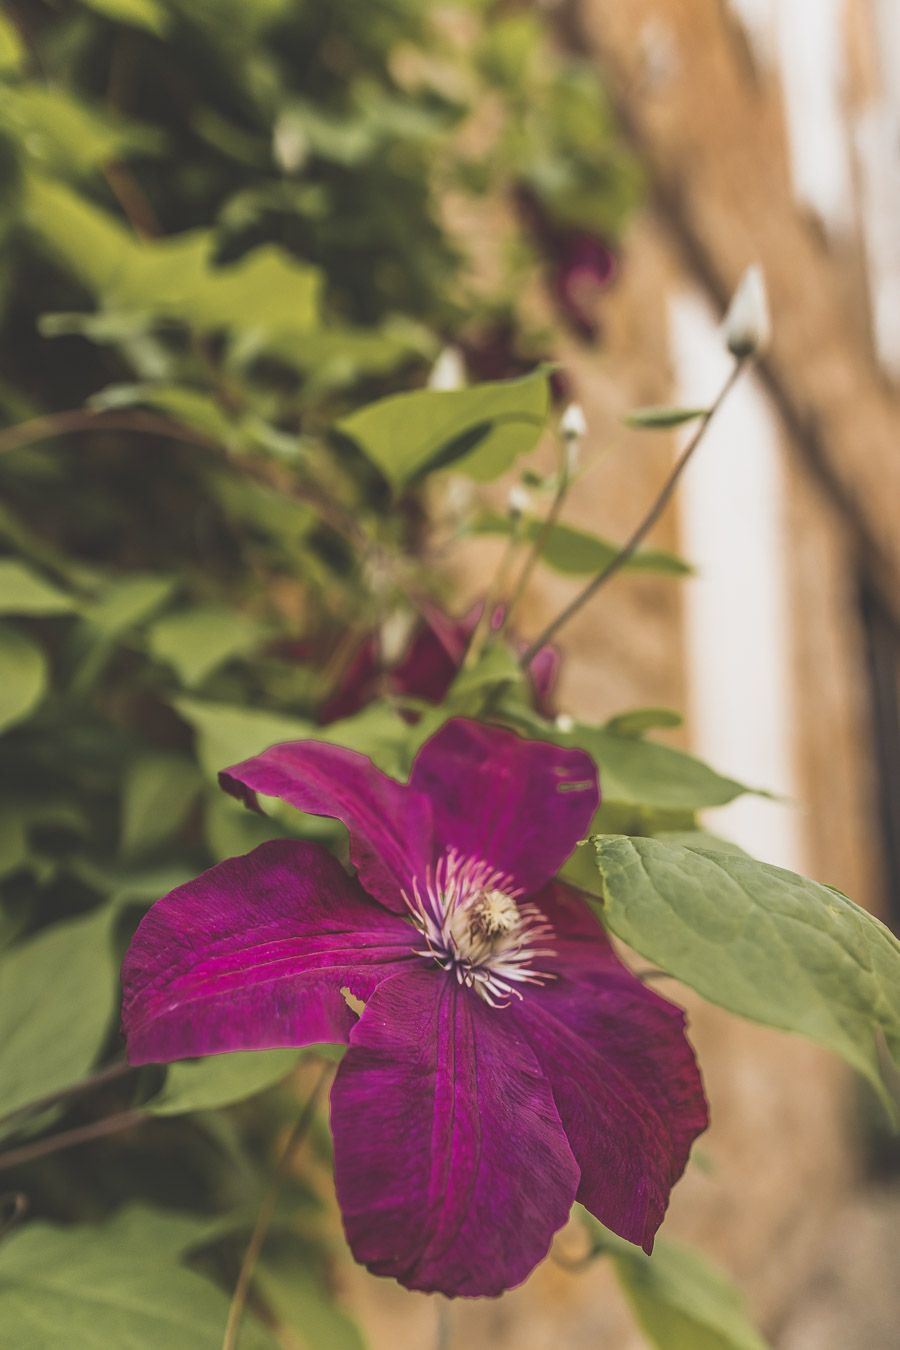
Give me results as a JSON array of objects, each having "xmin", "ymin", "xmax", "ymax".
[
  {"xmin": 499, "ymin": 461, "xmax": 571, "ymax": 638},
  {"xmin": 0, "ymin": 1109, "xmax": 145, "ymax": 1171},
  {"xmin": 0, "ymin": 1060, "xmax": 136, "ymax": 1132},
  {"xmin": 221, "ymin": 1061, "xmax": 332, "ymax": 1350},
  {"xmin": 462, "ymin": 517, "xmax": 527, "ymax": 671},
  {"xmin": 435, "ymin": 1300, "xmax": 453, "ymax": 1350},
  {"xmin": 519, "ymin": 357, "xmax": 746, "ymax": 668}
]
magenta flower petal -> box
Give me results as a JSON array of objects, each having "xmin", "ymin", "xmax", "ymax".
[
  {"xmin": 409, "ymin": 718, "xmax": 598, "ymax": 896},
  {"xmin": 121, "ymin": 840, "xmax": 416, "ymax": 1064},
  {"xmin": 330, "ymin": 966, "xmax": 579, "ymax": 1297},
  {"xmin": 511, "ymin": 883, "xmax": 709, "ymax": 1252},
  {"xmin": 220, "ymin": 741, "xmax": 432, "ymax": 912}
]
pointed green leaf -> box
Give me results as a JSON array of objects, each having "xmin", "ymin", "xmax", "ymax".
[
  {"xmin": 172, "ymin": 696, "xmax": 313, "ymax": 778},
  {"xmin": 0, "ymin": 1208, "xmax": 278, "ymax": 1349},
  {"xmin": 570, "ymin": 723, "xmax": 754, "ymax": 810},
  {"xmin": 580, "ymin": 1212, "xmax": 768, "ymax": 1350},
  {"xmin": 337, "ymin": 370, "xmax": 550, "ymax": 486},
  {"xmin": 592, "ymin": 836, "xmax": 900, "ymax": 1113},
  {"xmin": 147, "ymin": 606, "xmax": 269, "ymax": 687},
  {"xmin": 625, "ymin": 405, "xmax": 709, "ymax": 429},
  {"xmin": 120, "ymin": 753, "xmax": 201, "ymax": 855},
  {"xmin": 475, "ymin": 514, "xmax": 691, "ymax": 577},
  {"xmin": 148, "ymin": 1050, "xmax": 303, "ymax": 1116},
  {"xmin": 0, "ymin": 624, "xmax": 47, "ymax": 732},
  {"xmin": 0, "ymin": 560, "xmax": 77, "ymax": 615},
  {"xmin": 0, "ymin": 909, "xmax": 116, "ymax": 1121}
]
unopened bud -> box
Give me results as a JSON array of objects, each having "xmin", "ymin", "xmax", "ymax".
[
  {"xmin": 560, "ymin": 402, "xmax": 587, "ymax": 441},
  {"xmin": 723, "ymin": 264, "xmax": 770, "ymax": 358},
  {"xmin": 427, "ymin": 346, "xmax": 466, "ymax": 391},
  {"xmin": 560, "ymin": 402, "xmax": 586, "ymax": 476},
  {"xmin": 379, "ymin": 609, "xmax": 415, "ymax": 666},
  {"xmin": 507, "ymin": 485, "xmax": 531, "ymax": 519},
  {"xmin": 273, "ymin": 113, "xmax": 308, "ymax": 174},
  {"xmin": 555, "ymin": 713, "xmax": 575, "ymax": 734}
]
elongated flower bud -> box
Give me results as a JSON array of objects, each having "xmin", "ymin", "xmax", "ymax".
[
  {"xmin": 723, "ymin": 264, "xmax": 770, "ymax": 358},
  {"xmin": 560, "ymin": 402, "xmax": 587, "ymax": 476},
  {"xmin": 427, "ymin": 346, "xmax": 466, "ymax": 391},
  {"xmin": 507, "ymin": 485, "xmax": 531, "ymax": 520}
]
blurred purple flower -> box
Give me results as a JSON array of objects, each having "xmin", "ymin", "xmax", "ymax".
[
  {"xmin": 121, "ymin": 719, "xmax": 707, "ymax": 1297},
  {"xmin": 515, "ymin": 186, "xmax": 617, "ymax": 343},
  {"xmin": 319, "ymin": 603, "xmax": 558, "ymax": 723}
]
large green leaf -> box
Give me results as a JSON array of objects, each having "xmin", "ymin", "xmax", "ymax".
[
  {"xmin": 0, "ymin": 85, "xmax": 161, "ymax": 178},
  {"xmin": 475, "ymin": 514, "xmax": 691, "ymax": 577},
  {"xmin": 25, "ymin": 178, "xmax": 321, "ymax": 339},
  {"xmin": 0, "ymin": 1207, "xmax": 277, "ymax": 1349},
  {"xmin": 256, "ymin": 1254, "xmax": 367, "ymax": 1350},
  {"xmin": 0, "ymin": 624, "xmax": 47, "ymax": 732},
  {"xmin": 0, "ymin": 908, "xmax": 117, "ymax": 1122},
  {"xmin": 148, "ymin": 1050, "xmax": 302, "ymax": 1116},
  {"xmin": 337, "ymin": 369, "xmax": 550, "ymax": 486},
  {"xmin": 592, "ymin": 836, "xmax": 900, "ymax": 1112},
  {"xmin": 0, "ymin": 559, "xmax": 77, "ymax": 615},
  {"xmin": 77, "ymin": 0, "xmax": 169, "ymax": 35},
  {"xmin": 172, "ymin": 696, "xmax": 313, "ymax": 777},
  {"xmin": 147, "ymin": 605, "xmax": 269, "ymax": 687},
  {"xmin": 571, "ymin": 723, "xmax": 753, "ymax": 810},
  {"xmin": 120, "ymin": 752, "xmax": 202, "ymax": 855},
  {"xmin": 580, "ymin": 1212, "xmax": 768, "ymax": 1350}
]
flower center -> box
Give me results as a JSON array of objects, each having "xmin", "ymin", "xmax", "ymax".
[{"xmin": 402, "ymin": 851, "xmax": 555, "ymax": 1006}]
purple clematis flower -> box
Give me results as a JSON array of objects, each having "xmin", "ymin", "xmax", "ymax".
[{"xmin": 121, "ymin": 719, "xmax": 707, "ymax": 1297}]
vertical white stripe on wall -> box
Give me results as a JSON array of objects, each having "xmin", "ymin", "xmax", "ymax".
[
  {"xmin": 775, "ymin": 0, "xmax": 854, "ymax": 234},
  {"xmin": 668, "ymin": 293, "xmax": 804, "ymax": 872},
  {"xmin": 726, "ymin": 0, "xmax": 776, "ymax": 63}
]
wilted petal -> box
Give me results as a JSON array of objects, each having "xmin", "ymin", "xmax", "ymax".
[
  {"xmin": 220, "ymin": 741, "xmax": 432, "ymax": 912},
  {"xmin": 331, "ymin": 966, "xmax": 579, "ymax": 1297},
  {"xmin": 512, "ymin": 883, "xmax": 708, "ymax": 1252},
  {"xmin": 409, "ymin": 718, "xmax": 598, "ymax": 895},
  {"xmin": 122, "ymin": 840, "xmax": 416, "ymax": 1064}
]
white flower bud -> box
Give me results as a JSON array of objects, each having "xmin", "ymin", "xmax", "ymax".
[
  {"xmin": 507, "ymin": 485, "xmax": 531, "ymax": 519},
  {"xmin": 555, "ymin": 713, "xmax": 575, "ymax": 734},
  {"xmin": 723, "ymin": 264, "xmax": 770, "ymax": 358},
  {"xmin": 379, "ymin": 609, "xmax": 415, "ymax": 666},
  {"xmin": 560, "ymin": 402, "xmax": 587, "ymax": 441},
  {"xmin": 272, "ymin": 113, "xmax": 308, "ymax": 174},
  {"xmin": 427, "ymin": 346, "xmax": 467, "ymax": 391}
]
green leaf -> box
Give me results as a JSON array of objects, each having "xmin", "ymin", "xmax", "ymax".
[
  {"xmin": 88, "ymin": 383, "xmax": 236, "ymax": 446},
  {"xmin": 148, "ymin": 1049, "xmax": 302, "ymax": 1116},
  {"xmin": 474, "ymin": 515, "xmax": 691, "ymax": 577},
  {"xmin": 0, "ymin": 86, "xmax": 161, "ymax": 178},
  {"xmin": 605, "ymin": 708, "xmax": 684, "ymax": 737},
  {"xmin": 25, "ymin": 179, "xmax": 321, "ymax": 341},
  {"xmin": 0, "ymin": 908, "xmax": 116, "ymax": 1122},
  {"xmin": 256, "ymin": 1254, "xmax": 367, "ymax": 1350},
  {"xmin": 0, "ymin": 16, "xmax": 25, "ymax": 74},
  {"xmin": 77, "ymin": 0, "xmax": 169, "ymax": 35},
  {"xmin": 0, "ymin": 1207, "xmax": 278, "ymax": 1349},
  {"xmin": 592, "ymin": 836, "xmax": 900, "ymax": 1113},
  {"xmin": 0, "ymin": 624, "xmax": 47, "ymax": 732},
  {"xmin": 120, "ymin": 753, "xmax": 202, "ymax": 855},
  {"xmin": 147, "ymin": 605, "xmax": 269, "ymax": 687},
  {"xmin": 625, "ymin": 405, "xmax": 709, "ymax": 429},
  {"xmin": 570, "ymin": 723, "xmax": 753, "ymax": 810},
  {"xmin": 580, "ymin": 1212, "xmax": 768, "ymax": 1350},
  {"xmin": 82, "ymin": 574, "xmax": 177, "ymax": 639},
  {"xmin": 0, "ymin": 559, "xmax": 77, "ymax": 615},
  {"xmin": 337, "ymin": 369, "xmax": 550, "ymax": 486},
  {"xmin": 172, "ymin": 696, "xmax": 312, "ymax": 777}
]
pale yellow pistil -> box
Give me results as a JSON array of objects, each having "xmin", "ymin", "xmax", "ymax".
[{"xmin": 451, "ymin": 888, "xmax": 521, "ymax": 964}]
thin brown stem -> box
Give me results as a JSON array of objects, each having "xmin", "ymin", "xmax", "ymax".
[
  {"xmin": 221, "ymin": 1063, "xmax": 331, "ymax": 1350},
  {"xmin": 0, "ymin": 408, "xmax": 219, "ymax": 457},
  {"xmin": 0, "ymin": 1060, "xmax": 136, "ymax": 1131},
  {"xmin": 519, "ymin": 358, "xmax": 745, "ymax": 666},
  {"xmin": 0, "ymin": 1110, "xmax": 144, "ymax": 1172},
  {"xmin": 501, "ymin": 472, "xmax": 570, "ymax": 636}
]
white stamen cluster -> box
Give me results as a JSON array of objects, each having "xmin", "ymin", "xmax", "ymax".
[{"xmin": 402, "ymin": 851, "xmax": 556, "ymax": 1007}]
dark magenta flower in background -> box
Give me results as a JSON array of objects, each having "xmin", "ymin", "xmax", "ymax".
[
  {"xmin": 515, "ymin": 185, "xmax": 617, "ymax": 343},
  {"xmin": 121, "ymin": 719, "xmax": 707, "ymax": 1297},
  {"xmin": 319, "ymin": 603, "xmax": 559, "ymax": 723}
]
